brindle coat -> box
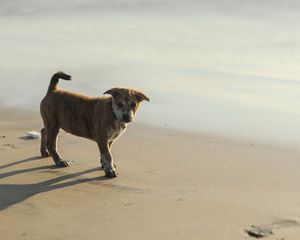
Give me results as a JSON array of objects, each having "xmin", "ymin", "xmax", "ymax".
[{"xmin": 40, "ymin": 71, "xmax": 149, "ymax": 178}]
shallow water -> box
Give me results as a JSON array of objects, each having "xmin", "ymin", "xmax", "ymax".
[{"xmin": 1, "ymin": 0, "xmax": 300, "ymax": 144}]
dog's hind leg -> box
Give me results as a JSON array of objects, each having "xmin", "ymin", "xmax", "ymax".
[
  {"xmin": 40, "ymin": 128, "xmax": 50, "ymax": 157},
  {"xmin": 46, "ymin": 125, "xmax": 69, "ymax": 167}
]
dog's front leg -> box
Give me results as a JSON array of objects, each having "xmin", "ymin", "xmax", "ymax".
[
  {"xmin": 100, "ymin": 141, "xmax": 117, "ymax": 168},
  {"xmin": 97, "ymin": 140, "xmax": 118, "ymax": 178}
]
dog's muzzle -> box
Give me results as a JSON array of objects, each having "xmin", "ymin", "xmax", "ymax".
[{"xmin": 122, "ymin": 114, "xmax": 132, "ymax": 123}]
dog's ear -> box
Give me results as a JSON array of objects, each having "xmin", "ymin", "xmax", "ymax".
[
  {"xmin": 104, "ymin": 88, "xmax": 121, "ymax": 98},
  {"xmin": 134, "ymin": 91, "xmax": 150, "ymax": 102}
]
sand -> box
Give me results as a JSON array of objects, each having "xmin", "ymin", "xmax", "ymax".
[
  {"xmin": 0, "ymin": 106, "xmax": 300, "ymax": 240},
  {"xmin": 1, "ymin": 1, "xmax": 300, "ymax": 239}
]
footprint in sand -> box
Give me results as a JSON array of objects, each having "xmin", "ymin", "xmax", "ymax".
[
  {"xmin": 245, "ymin": 225, "xmax": 273, "ymax": 238},
  {"xmin": 245, "ymin": 219, "xmax": 299, "ymax": 239},
  {"xmin": 2, "ymin": 143, "xmax": 20, "ymax": 149},
  {"xmin": 272, "ymin": 219, "xmax": 299, "ymax": 229}
]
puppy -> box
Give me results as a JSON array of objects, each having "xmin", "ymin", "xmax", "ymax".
[{"xmin": 40, "ymin": 71, "xmax": 149, "ymax": 178}]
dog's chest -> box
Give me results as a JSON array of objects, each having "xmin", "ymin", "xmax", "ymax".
[{"xmin": 107, "ymin": 123, "xmax": 127, "ymax": 141}]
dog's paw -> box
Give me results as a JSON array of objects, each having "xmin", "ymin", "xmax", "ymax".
[
  {"xmin": 41, "ymin": 151, "xmax": 50, "ymax": 158},
  {"xmin": 105, "ymin": 169, "xmax": 118, "ymax": 178},
  {"xmin": 56, "ymin": 159, "xmax": 70, "ymax": 168}
]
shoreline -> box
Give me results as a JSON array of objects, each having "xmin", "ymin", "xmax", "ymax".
[{"xmin": 1, "ymin": 101, "xmax": 298, "ymax": 148}]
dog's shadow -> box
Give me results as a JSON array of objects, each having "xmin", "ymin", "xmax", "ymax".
[{"xmin": 0, "ymin": 156, "xmax": 108, "ymax": 211}]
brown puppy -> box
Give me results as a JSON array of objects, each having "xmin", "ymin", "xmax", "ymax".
[{"xmin": 40, "ymin": 71, "xmax": 149, "ymax": 178}]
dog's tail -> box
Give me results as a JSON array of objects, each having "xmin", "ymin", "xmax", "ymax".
[{"xmin": 47, "ymin": 71, "xmax": 72, "ymax": 94}]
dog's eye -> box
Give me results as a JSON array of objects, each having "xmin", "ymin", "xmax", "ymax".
[
  {"xmin": 117, "ymin": 102, "xmax": 123, "ymax": 108},
  {"xmin": 130, "ymin": 102, "xmax": 136, "ymax": 108}
]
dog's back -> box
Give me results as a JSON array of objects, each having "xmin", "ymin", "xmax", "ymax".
[{"xmin": 40, "ymin": 72, "xmax": 109, "ymax": 140}]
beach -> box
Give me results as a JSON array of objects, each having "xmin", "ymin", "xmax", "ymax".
[
  {"xmin": 1, "ymin": 106, "xmax": 300, "ymax": 240},
  {"xmin": 1, "ymin": 0, "xmax": 300, "ymax": 239}
]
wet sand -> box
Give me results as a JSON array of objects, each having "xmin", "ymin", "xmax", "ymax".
[{"xmin": 1, "ymin": 106, "xmax": 300, "ymax": 240}]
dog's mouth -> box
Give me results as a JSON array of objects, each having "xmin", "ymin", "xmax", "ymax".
[
  {"xmin": 122, "ymin": 115, "xmax": 132, "ymax": 123},
  {"xmin": 122, "ymin": 118, "xmax": 132, "ymax": 123}
]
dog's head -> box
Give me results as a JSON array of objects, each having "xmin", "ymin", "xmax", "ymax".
[{"xmin": 104, "ymin": 87, "xmax": 150, "ymax": 123}]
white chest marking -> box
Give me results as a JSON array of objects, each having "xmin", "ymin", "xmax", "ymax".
[{"xmin": 107, "ymin": 124, "xmax": 127, "ymax": 142}]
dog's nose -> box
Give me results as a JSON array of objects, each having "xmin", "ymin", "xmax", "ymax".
[{"xmin": 122, "ymin": 114, "xmax": 131, "ymax": 123}]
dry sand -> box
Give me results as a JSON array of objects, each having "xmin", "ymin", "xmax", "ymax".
[{"xmin": 0, "ymin": 105, "xmax": 300, "ymax": 240}]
